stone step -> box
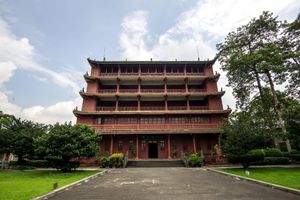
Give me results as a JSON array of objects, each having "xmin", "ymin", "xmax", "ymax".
[{"xmin": 127, "ymin": 160, "xmax": 185, "ymax": 168}]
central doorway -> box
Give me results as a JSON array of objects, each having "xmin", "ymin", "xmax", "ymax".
[{"xmin": 148, "ymin": 143, "xmax": 158, "ymax": 158}]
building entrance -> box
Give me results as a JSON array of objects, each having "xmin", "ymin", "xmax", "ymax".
[{"xmin": 148, "ymin": 143, "xmax": 158, "ymax": 158}]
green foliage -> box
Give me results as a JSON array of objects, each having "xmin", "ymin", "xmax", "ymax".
[
  {"xmin": 110, "ymin": 153, "xmax": 124, "ymax": 159},
  {"xmin": 263, "ymin": 148, "xmax": 283, "ymax": 157},
  {"xmin": 129, "ymin": 143, "xmax": 136, "ymax": 157},
  {"xmin": 228, "ymin": 149, "xmax": 265, "ymax": 168},
  {"xmin": 0, "ymin": 117, "xmax": 47, "ymax": 163},
  {"xmin": 253, "ymin": 157, "xmax": 290, "ymax": 165},
  {"xmin": 100, "ymin": 157, "xmax": 110, "ymax": 168},
  {"xmin": 34, "ymin": 123, "xmax": 100, "ymax": 172},
  {"xmin": 187, "ymin": 153, "xmax": 203, "ymax": 167},
  {"xmin": 222, "ymin": 112, "xmax": 273, "ymax": 156},
  {"xmin": 217, "ymin": 11, "xmax": 299, "ymax": 151},
  {"xmin": 290, "ymin": 151, "xmax": 300, "ymax": 161},
  {"xmin": 100, "ymin": 153, "xmax": 124, "ymax": 168},
  {"xmin": 283, "ymin": 100, "xmax": 300, "ymax": 150}
]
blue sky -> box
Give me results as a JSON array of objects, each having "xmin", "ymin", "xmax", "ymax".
[{"xmin": 0, "ymin": 0, "xmax": 299, "ymax": 124}]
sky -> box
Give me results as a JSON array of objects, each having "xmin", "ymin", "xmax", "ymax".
[{"xmin": 0, "ymin": 0, "xmax": 299, "ymax": 124}]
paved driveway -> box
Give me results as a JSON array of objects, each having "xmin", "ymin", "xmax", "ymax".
[{"xmin": 48, "ymin": 168, "xmax": 299, "ymax": 200}]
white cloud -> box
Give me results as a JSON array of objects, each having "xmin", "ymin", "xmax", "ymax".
[
  {"xmin": 0, "ymin": 18, "xmax": 80, "ymax": 93},
  {"xmin": 119, "ymin": 0, "xmax": 299, "ymax": 110},
  {"xmin": 0, "ymin": 90, "xmax": 80, "ymax": 124},
  {"xmin": 0, "ymin": 17, "xmax": 81, "ymax": 124}
]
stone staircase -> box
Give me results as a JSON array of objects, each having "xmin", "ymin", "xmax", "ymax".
[{"xmin": 126, "ymin": 159, "xmax": 185, "ymax": 168}]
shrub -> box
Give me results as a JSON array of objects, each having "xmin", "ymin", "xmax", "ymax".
[
  {"xmin": 48, "ymin": 159, "xmax": 80, "ymax": 172},
  {"xmin": 281, "ymin": 152, "xmax": 290, "ymax": 158},
  {"xmin": 252, "ymin": 157, "xmax": 290, "ymax": 165},
  {"xmin": 187, "ymin": 153, "xmax": 203, "ymax": 167},
  {"xmin": 228, "ymin": 149, "xmax": 265, "ymax": 168},
  {"xmin": 263, "ymin": 148, "xmax": 283, "ymax": 157},
  {"xmin": 28, "ymin": 160, "xmax": 49, "ymax": 168},
  {"xmin": 110, "ymin": 153, "xmax": 124, "ymax": 159},
  {"xmin": 289, "ymin": 151, "xmax": 300, "ymax": 161},
  {"xmin": 100, "ymin": 157, "xmax": 110, "ymax": 168},
  {"xmin": 109, "ymin": 153, "xmax": 124, "ymax": 168},
  {"xmin": 8, "ymin": 160, "xmax": 35, "ymax": 170},
  {"xmin": 247, "ymin": 149, "xmax": 265, "ymax": 161}
]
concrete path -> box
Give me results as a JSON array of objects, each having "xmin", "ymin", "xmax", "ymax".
[{"xmin": 48, "ymin": 168, "xmax": 299, "ymax": 200}]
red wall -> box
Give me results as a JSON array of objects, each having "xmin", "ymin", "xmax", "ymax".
[
  {"xmin": 98, "ymin": 134, "xmax": 218, "ymax": 159},
  {"xmin": 87, "ymin": 81, "xmax": 99, "ymax": 93},
  {"xmin": 91, "ymin": 65, "xmax": 99, "ymax": 76},
  {"xmin": 82, "ymin": 97, "xmax": 96, "ymax": 111}
]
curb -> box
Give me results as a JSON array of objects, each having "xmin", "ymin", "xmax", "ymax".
[
  {"xmin": 206, "ymin": 168, "xmax": 300, "ymax": 196},
  {"xmin": 33, "ymin": 169, "xmax": 108, "ymax": 200}
]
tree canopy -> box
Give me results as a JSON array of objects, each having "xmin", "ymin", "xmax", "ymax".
[
  {"xmin": 217, "ymin": 11, "xmax": 299, "ymax": 151},
  {"xmin": 34, "ymin": 122, "xmax": 100, "ymax": 172}
]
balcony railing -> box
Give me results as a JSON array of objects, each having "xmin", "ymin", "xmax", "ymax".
[
  {"xmin": 118, "ymin": 106, "xmax": 137, "ymax": 111},
  {"xmin": 141, "ymin": 72, "xmax": 164, "ymax": 76},
  {"xmin": 140, "ymin": 89, "xmax": 164, "ymax": 93},
  {"xmin": 166, "ymin": 72, "xmax": 185, "ymax": 76},
  {"xmin": 120, "ymin": 72, "xmax": 138, "ymax": 76},
  {"xmin": 96, "ymin": 106, "xmax": 115, "ymax": 111},
  {"xmin": 168, "ymin": 106, "xmax": 186, "ymax": 110},
  {"xmin": 95, "ymin": 106, "xmax": 209, "ymax": 111},
  {"xmin": 189, "ymin": 88, "xmax": 206, "ymax": 93},
  {"xmin": 99, "ymin": 89, "xmax": 117, "ymax": 93},
  {"xmin": 186, "ymin": 72, "xmax": 205, "ymax": 76},
  {"xmin": 99, "ymin": 72, "xmax": 206, "ymax": 76},
  {"xmin": 140, "ymin": 106, "xmax": 165, "ymax": 111},
  {"xmin": 167, "ymin": 89, "xmax": 186, "ymax": 93},
  {"xmin": 100, "ymin": 73, "xmax": 118, "ymax": 76},
  {"xmin": 119, "ymin": 89, "xmax": 137, "ymax": 93},
  {"xmin": 91, "ymin": 123, "xmax": 219, "ymax": 131},
  {"xmin": 190, "ymin": 106, "xmax": 209, "ymax": 110}
]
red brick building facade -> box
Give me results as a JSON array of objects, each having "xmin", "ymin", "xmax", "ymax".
[{"xmin": 74, "ymin": 59, "xmax": 230, "ymax": 162}]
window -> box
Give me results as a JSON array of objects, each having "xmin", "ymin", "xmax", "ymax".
[
  {"xmin": 96, "ymin": 118, "xmax": 102, "ymax": 124},
  {"xmin": 129, "ymin": 140, "xmax": 134, "ymax": 150},
  {"xmin": 118, "ymin": 141, "xmax": 123, "ymax": 151},
  {"xmin": 142, "ymin": 141, "xmax": 146, "ymax": 151},
  {"xmin": 104, "ymin": 142, "xmax": 110, "ymax": 151},
  {"xmin": 160, "ymin": 141, "xmax": 165, "ymax": 150}
]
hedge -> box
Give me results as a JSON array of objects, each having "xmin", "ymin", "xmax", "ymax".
[{"xmin": 263, "ymin": 148, "xmax": 283, "ymax": 157}]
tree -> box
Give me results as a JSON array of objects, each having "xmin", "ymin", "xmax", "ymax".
[
  {"xmin": 10, "ymin": 119, "xmax": 46, "ymax": 163},
  {"xmin": 0, "ymin": 112, "xmax": 17, "ymax": 155},
  {"xmin": 35, "ymin": 123, "xmax": 100, "ymax": 172},
  {"xmin": 281, "ymin": 96, "xmax": 300, "ymax": 150},
  {"xmin": 283, "ymin": 13, "xmax": 300, "ymax": 100},
  {"xmin": 221, "ymin": 112, "xmax": 272, "ymax": 156},
  {"xmin": 217, "ymin": 11, "xmax": 294, "ymax": 151}
]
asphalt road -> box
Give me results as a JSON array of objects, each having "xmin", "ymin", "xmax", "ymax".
[{"xmin": 48, "ymin": 168, "xmax": 299, "ymax": 200}]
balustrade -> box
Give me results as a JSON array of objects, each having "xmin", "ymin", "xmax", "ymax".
[
  {"xmin": 91, "ymin": 123, "xmax": 219, "ymax": 131},
  {"xmin": 95, "ymin": 105, "xmax": 208, "ymax": 112}
]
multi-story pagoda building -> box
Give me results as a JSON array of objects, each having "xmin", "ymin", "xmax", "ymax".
[{"xmin": 74, "ymin": 59, "xmax": 231, "ymax": 162}]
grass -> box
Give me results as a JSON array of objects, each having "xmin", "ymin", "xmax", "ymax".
[
  {"xmin": 0, "ymin": 170, "xmax": 100, "ymax": 200},
  {"xmin": 219, "ymin": 167, "xmax": 300, "ymax": 190}
]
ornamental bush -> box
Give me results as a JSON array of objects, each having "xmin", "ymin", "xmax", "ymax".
[
  {"xmin": 263, "ymin": 148, "xmax": 283, "ymax": 157},
  {"xmin": 228, "ymin": 149, "xmax": 265, "ymax": 168},
  {"xmin": 100, "ymin": 153, "xmax": 124, "ymax": 168},
  {"xmin": 100, "ymin": 157, "xmax": 110, "ymax": 168},
  {"xmin": 290, "ymin": 151, "xmax": 300, "ymax": 161},
  {"xmin": 258, "ymin": 157, "xmax": 290, "ymax": 165},
  {"xmin": 187, "ymin": 153, "xmax": 203, "ymax": 167}
]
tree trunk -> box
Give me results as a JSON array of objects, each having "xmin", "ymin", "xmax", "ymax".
[
  {"xmin": 265, "ymin": 70, "xmax": 292, "ymax": 152},
  {"xmin": 254, "ymin": 69, "xmax": 279, "ymax": 147}
]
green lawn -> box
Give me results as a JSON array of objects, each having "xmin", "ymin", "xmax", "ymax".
[
  {"xmin": 219, "ymin": 167, "xmax": 300, "ymax": 190},
  {"xmin": 0, "ymin": 170, "xmax": 100, "ymax": 200}
]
